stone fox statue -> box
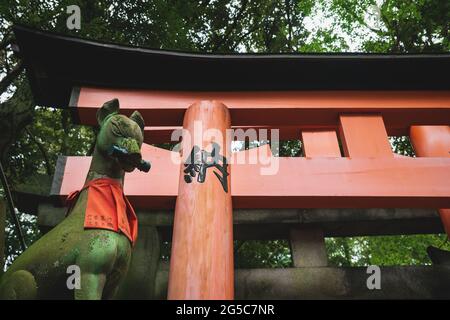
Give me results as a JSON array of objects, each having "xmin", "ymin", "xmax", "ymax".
[{"xmin": 0, "ymin": 98, "xmax": 149, "ymax": 299}]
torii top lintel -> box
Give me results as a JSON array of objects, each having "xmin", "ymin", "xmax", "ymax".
[{"xmin": 14, "ymin": 26, "xmax": 450, "ymax": 127}]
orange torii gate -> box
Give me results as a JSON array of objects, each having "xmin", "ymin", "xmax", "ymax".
[{"xmin": 14, "ymin": 25, "xmax": 450, "ymax": 300}]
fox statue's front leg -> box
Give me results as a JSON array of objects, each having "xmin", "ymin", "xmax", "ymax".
[{"xmin": 0, "ymin": 98, "xmax": 149, "ymax": 300}]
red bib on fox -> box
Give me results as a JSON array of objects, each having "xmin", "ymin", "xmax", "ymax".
[{"xmin": 66, "ymin": 178, "xmax": 138, "ymax": 245}]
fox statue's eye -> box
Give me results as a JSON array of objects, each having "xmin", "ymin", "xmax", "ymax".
[{"xmin": 111, "ymin": 121, "xmax": 123, "ymax": 137}]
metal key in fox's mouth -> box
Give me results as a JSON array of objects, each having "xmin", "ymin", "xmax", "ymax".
[{"xmin": 108, "ymin": 145, "xmax": 151, "ymax": 172}]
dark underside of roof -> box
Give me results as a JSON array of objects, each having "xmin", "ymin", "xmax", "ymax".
[{"xmin": 13, "ymin": 24, "xmax": 450, "ymax": 108}]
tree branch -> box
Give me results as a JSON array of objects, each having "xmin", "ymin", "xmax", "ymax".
[
  {"xmin": 0, "ymin": 61, "xmax": 24, "ymax": 94},
  {"xmin": 24, "ymin": 127, "xmax": 53, "ymax": 176},
  {"xmin": 87, "ymin": 128, "xmax": 98, "ymax": 156},
  {"xmin": 285, "ymin": 0, "xmax": 293, "ymax": 51},
  {"xmin": 230, "ymin": 23, "xmax": 262, "ymax": 51},
  {"xmin": 0, "ymin": 36, "xmax": 12, "ymax": 52},
  {"xmin": 0, "ymin": 161, "xmax": 26, "ymax": 252},
  {"xmin": 59, "ymin": 109, "xmax": 71, "ymax": 155},
  {"xmin": 342, "ymin": 3, "xmax": 387, "ymax": 37},
  {"xmin": 213, "ymin": 0, "xmax": 249, "ymax": 51}
]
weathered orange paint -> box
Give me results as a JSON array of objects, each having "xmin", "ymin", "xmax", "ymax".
[
  {"xmin": 339, "ymin": 115, "xmax": 393, "ymax": 158},
  {"xmin": 410, "ymin": 125, "xmax": 450, "ymax": 236},
  {"xmin": 56, "ymin": 152, "xmax": 450, "ymax": 209},
  {"xmin": 74, "ymin": 87, "xmax": 450, "ymax": 131},
  {"xmin": 301, "ymin": 130, "xmax": 341, "ymax": 157},
  {"xmin": 167, "ymin": 101, "xmax": 234, "ymax": 300}
]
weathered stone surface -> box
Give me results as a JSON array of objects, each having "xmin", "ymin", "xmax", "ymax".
[
  {"xmin": 154, "ymin": 264, "xmax": 450, "ymax": 299},
  {"xmin": 37, "ymin": 203, "xmax": 66, "ymax": 233},
  {"xmin": 231, "ymin": 208, "xmax": 443, "ymax": 239},
  {"xmin": 11, "ymin": 174, "xmax": 53, "ymax": 215},
  {"xmin": 115, "ymin": 217, "xmax": 161, "ymax": 299},
  {"xmin": 38, "ymin": 207, "xmax": 443, "ymax": 239},
  {"xmin": 13, "ymin": 174, "xmax": 53, "ymax": 197},
  {"xmin": 290, "ymin": 227, "xmax": 328, "ymax": 267}
]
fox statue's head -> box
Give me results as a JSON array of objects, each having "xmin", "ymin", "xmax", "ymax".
[{"xmin": 93, "ymin": 98, "xmax": 150, "ymax": 176}]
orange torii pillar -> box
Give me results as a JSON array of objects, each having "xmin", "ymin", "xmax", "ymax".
[
  {"xmin": 168, "ymin": 101, "xmax": 234, "ymax": 300},
  {"xmin": 410, "ymin": 126, "xmax": 450, "ymax": 236}
]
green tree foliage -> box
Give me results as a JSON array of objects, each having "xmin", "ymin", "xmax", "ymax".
[
  {"xmin": 7, "ymin": 107, "xmax": 95, "ymax": 182},
  {"xmin": 235, "ymin": 240, "xmax": 292, "ymax": 268},
  {"xmin": 323, "ymin": 0, "xmax": 450, "ymax": 52},
  {"xmin": 4, "ymin": 213, "xmax": 41, "ymax": 267},
  {"xmin": 326, "ymin": 234, "xmax": 450, "ymax": 266},
  {"xmin": 0, "ymin": 0, "xmax": 449, "ymax": 268}
]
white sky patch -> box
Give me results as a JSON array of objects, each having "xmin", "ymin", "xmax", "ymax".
[
  {"xmin": 304, "ymin": 3, "xmax": 356, "ymax": 52},
  {"xmin": 302, "ymin": 0, "xmax": 388, "ymax": 52}
]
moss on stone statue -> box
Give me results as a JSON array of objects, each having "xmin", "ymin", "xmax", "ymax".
[{"xmin": 0, "ymin": 99, "xmax": 148, "ymax": 299}]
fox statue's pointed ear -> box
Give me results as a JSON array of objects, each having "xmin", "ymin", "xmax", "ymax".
[
  {"xmin": 130, "ymin": 111, "xmax": 145, "ymax": 133},
  {"xmin": 97, "ymin": 98, "xmax": 120, "ymax": 125}
]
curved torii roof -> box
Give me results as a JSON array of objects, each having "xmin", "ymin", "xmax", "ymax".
[{"xmin": 13, "ymin": 24, "xmax": 450, "ymax": 108}]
